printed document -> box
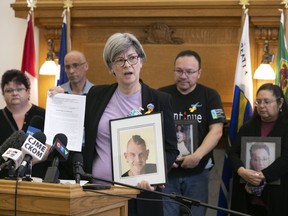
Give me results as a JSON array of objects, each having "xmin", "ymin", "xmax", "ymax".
[{"xmin": 44, "ymin": 93, "xmax": 86, "ymax": 152}]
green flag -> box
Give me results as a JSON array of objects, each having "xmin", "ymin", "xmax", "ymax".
[{"xmin": 275, "ymin": 11, "xmax": 288, "ymax": 99}]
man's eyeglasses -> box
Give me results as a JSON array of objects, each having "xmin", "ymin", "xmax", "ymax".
[
  {"xmin": 174, "ymin": 69, "xmax": 199, "ymax": 76},
  {"xmin": 254, "ymin": 98, "xmax": 279, "ymax": 107},
  {"xmin": 64, "ymin": 62, "xmax": 86, "ymax": 71},
  {"xmin": 4, "ymin": 88, "xmax": 27, "ymax": 94},
  {"xmin": 113, "ymin": 55, "xmax": 139, "ymax": 67}
]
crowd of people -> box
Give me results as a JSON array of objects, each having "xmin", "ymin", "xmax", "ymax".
[{"xmin": 0, "ymin": 32, "xmax": 287, "ymax": 216}]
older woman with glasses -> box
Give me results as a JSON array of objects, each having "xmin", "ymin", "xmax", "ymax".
[
  {"xmin": 82, "ymin": 32, "xmax": 179, "ymax": 216},
  {"xmin": 227, "ymin": 83, "xmax": 288, "ymax": 216},
  {"xmin": 0, "ymin": 69, "xmax": 47, "ymax": 179},
  {"xmin": 0, "ymin": 69, "xmax": 45, "ymax": 145}
]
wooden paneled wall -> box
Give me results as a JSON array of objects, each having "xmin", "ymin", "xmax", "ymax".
[{"xmin": 11, "ymin": 0, "xmax": 283, "ymax": 118}]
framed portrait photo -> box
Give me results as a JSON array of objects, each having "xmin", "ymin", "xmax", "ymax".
[
  {"xmin": 241, "ymin": 136, "xmax": 281, "ymax": 185},
  {"xmin": 110, "ymin": 112, "xmax": 166, "ymax": 186},
  {"xmin": 175, "ymin": 120, "xmax": 198, "ymax": 157}
]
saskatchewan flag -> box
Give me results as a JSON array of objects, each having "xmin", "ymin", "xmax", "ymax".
[
  {"xmin": 275, "ymin": 11, "xmax": 288, "ymax": 99},
  {"xmin": 217, "ymin": 11, "xmax": 253, "ymax": 216}
]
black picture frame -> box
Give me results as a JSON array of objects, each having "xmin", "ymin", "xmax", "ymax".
[
  {"xmin": 110, "ymin": 113, "xmax": 166, "ymax": 186},
  {"xmin": 241, "ymin": 136, "xmax": 281, "ymax": 185},
  {"xmin": 175, "ymin": 120, "xmax": 198, "ymax": 157}
]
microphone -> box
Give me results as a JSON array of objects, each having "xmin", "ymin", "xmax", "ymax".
[
  {"xmin": 26, "ymin": 115, "xmax": 44, "ymax": 136},
  {"xmin": 0, "ymin": 148, "xmax": 23, "ymax": 172},
  {"xmin": 17, "ymin": 132, "xmax": 47, "ymax": 177},
  {"xmin": 72, "ymin": 153, "xmax": 83, "ymax": 184},
  {"xmin": 43, "ymin": 133, "xmax": 69, "ymax": 183},
  {"xmin": 0, "ymin": 131, "xmax": 27, "ymax": 163}
]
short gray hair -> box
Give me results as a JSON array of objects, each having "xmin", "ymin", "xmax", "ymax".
[{"xmin": 103, "ymin": 33, "xmax": 146, "ymax": 73}]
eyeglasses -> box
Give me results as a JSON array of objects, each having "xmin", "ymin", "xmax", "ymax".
[
  {"xmin": 251, "ymin": 157, "xmax": 269, "ymax": 163},
  {"xmin": 64, "ymin": 62, "xmax": 86, "ymax": 71},
  {"xmin": 113, "ymin": 55, "xmax": 139, "ymax": 67},
  {"xmin": 174, "ymin": 69, "xmax": 199, "ymax": 76},
  {"xmin": 4, "ymin": 88, "xmax": 27, "ymax": 94},
  {"xmin": 254, "ymin": 98, "xmax": 279, "ymax": 107}
]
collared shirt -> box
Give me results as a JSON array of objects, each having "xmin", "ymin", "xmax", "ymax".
[{"xmin": 61, "ymin": 80, "xmax": 94, "ymax": 95}]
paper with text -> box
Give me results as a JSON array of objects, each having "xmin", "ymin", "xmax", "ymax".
[{"xmin": 44, "ymin": 93, "xmax": 86, "ymax": 152}]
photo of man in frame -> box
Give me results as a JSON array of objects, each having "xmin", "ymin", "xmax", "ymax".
[
  {"xmin": 122, "ymin": 135, "xmax": 157, "ymax": 177},
  {"xmin": 119, "ymin": 126, "xmax": 157, "ymax": 178}
]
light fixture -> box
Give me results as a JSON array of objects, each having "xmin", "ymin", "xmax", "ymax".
[
  {"xmin": 254, "ymin": 40, "xmax": 275, "ymax": 80},
  {"xmin": 40, "ymin": 39, "xmax": 59, "ymax": 75}
]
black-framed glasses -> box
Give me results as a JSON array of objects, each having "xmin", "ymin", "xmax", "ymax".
[
  {"xmin": 113, "ymin": 55, "xmax": 139, "ymax": 67},
  {"xmin": 254, "ymin": 98, "xmax": 279, "ymax": 107},
  {"xmin": 174, "ymin": 69, "xmax": 199, "ymax": 76},
  {"xmin": 4, "ymin": 88, "xmax": 27, "ymax": 94},
  {"xmin": 64, "ymin": 62, "xmax": 86, "ymax": 70}
]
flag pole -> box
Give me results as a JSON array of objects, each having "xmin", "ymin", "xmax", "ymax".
[
  {"xmin": 217, "ymin": 2, "xmax": 252, "ymax": 216},
  {"xmin": 21, "ymin": 0, "xmax": 38, "ymax": 105},
  {"xmin": 240, "ymin": 0, "xmax": 249, "ymax": 29},
  {"xmin": 283, "ymin": 1, "xmax": 288, "ymax": 43},
  {"xmin": 64, "ymin": 0, "xmax": 72, "ymax": 52},
  {"xmin": 66, "ymin": 9, "xmax": 71, "ymax": 52},
  {"xmin": 27, "ymin": 0, "xmax": 36, "ymax": 40},
  {"xmin": 277, "ymin": 1, "xmax": 288, "ymax": 99},
  {"xmin": 27, "ymin": 0, "xmax": 36, "ymax": 20}
]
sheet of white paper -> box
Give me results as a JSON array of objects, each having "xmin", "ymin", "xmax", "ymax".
[
  {"xmin": 44, "ymin": 93, "xmax": 86, "ymax": 152},
  {"xmin": 60, "ymin": 179, "xmax": 89, "ymax": 186}
]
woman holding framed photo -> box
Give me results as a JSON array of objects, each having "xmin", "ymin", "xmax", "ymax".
[
  {"xmin": 82, "ymin": 32, "xmax": 179, "ymax": 216},
  {"xmin": 227, "ymin": 83, "xmax": 288, "ymax": 216}
]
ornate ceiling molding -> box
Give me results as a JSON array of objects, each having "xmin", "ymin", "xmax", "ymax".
[
  {"xmin": 11, "ymin": 0, "xmax": 282, "ymax": 28},
  {"xmin": 141, "ymin": 23, "xmax": 184, "ymax": 44},
  {"xmin": 255, "ymin": 27, "xmax": 279, "ymax": 41}
]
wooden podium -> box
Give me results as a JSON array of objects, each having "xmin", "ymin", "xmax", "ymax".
[{"xmin": 0, "ymin": 179, "xmax": 139, "ymax": 216}]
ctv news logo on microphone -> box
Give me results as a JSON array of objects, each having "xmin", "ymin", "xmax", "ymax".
[
  {"xmin": 23, "ymin": 135, "xmax": 47, "ymax": 161},
  {"xmin": 55, "ymin": 140, "xmax": 69, "ymax": 159}
]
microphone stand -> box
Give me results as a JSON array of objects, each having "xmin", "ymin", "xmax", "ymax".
[
  {"xmin": 78, "ymin": 169, "xmax": 251, "ymax": 216},
  {"xmin": 7, "ymin": 164, "xmax": 17, "ymax": 180}
]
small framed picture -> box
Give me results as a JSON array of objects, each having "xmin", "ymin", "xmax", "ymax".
[
  {"xmin": 241, "ymin": 136, "xmax": 281, "ymax": 185},
  {"xmin": 110, "ymin": 112, "xmax": 166, "ymax": 186},
  {"xmin": 175, "ymin": 120, "xmax": 198, "ymax": 157}
]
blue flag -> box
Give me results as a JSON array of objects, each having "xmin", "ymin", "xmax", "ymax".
[
  {"xmin": 217, "ymin": 12, "xmax": 253, "ymax": 216},
  {"xmin": 57, "ymin": 14, "xmax": 68, "ymax": 86}
]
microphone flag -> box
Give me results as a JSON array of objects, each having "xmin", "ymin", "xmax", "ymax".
[
  {"xmin": 21, "ymin": 134, "xmax": 48, "ymax": 164},
  {"xmin": 18, "ymin": 132, "xmax": 47, "ymax": 177},
  {"xmin": 26, "ymin": 115, "xmax": 44, "ymax": 136},
  {"xmin": 0, "ymin": 148, "xmax": 23, "ymax": 171},
  {"xmin": 43, "ymin": 133, "xmax": 69, "ymax": 183}
]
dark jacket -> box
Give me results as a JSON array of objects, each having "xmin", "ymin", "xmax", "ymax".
[
  {"xmin": 82, "ymin": 80, "xmax": 179, "ymax": 216},
  {"xmin": 83, "ymin": 81, "xmax": 179, "ymax": 174},
  {"xmin": 227, "ymin": 116, "xmax": 288, "ymax": 216}
]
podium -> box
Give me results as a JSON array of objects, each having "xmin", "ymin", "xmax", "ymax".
[{"xmin": 0, "ymin": 179, "xmax": 139, "ymax": 216}]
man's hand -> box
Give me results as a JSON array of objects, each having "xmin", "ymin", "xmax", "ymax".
[
  {"xmin": 48, "ymin": 86, "xmax": 65, "ymax": 96},
  {"xmin": 178, "ymin": 154, "xmax": 201, "ymax": 169}
]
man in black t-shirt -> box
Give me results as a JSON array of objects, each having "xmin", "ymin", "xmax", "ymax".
[{"xmin": 159, "ymin": 50, "xmax": 226, "ymax": 216}]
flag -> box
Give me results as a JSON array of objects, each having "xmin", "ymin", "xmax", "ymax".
[
  {"xmin": 275, "ymin": 11, "xmax": 288, "ymax": 99},
  {"xmin": 217, "ymin": 12, "xmax": 253, "ymax": 216},
  {"xmin": 57, "ymin": 14, "xmax": 68, "ymax": 86},
  {"xmin": 21, "ymin": 12, "xmax": 38, "ymax": 105}
]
